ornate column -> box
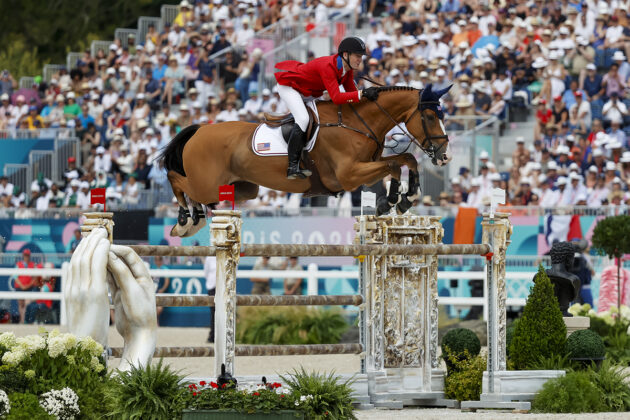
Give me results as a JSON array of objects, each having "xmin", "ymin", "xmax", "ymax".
[
  {"xmin": 481, "ymin": 212, "xmax": 511, "ymax": 375},
  {"xmin": 358, "ymin": 214, "xmax": 444, "ymax": 403},
  {"xmin": 210, "ymin": 210, "xmax": 242, "ymax": 377}
]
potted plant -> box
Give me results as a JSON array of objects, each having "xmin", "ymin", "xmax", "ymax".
[
  {"xmin": 566, "ymin": 329, "xmax": 606, "ymax": 368},
  {"xmin": 591, "ymin": 215, "xmax": 630, "ymax": 314}
]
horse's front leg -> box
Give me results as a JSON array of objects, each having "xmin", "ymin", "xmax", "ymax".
[{"xmin": 379, "ymin": 154, "xmax": 421, "ymax": 214}]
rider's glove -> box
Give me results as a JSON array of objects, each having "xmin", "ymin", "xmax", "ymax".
[{"xmin": 362, "ymin": 87, "xmax": 379, "ymax": 101}]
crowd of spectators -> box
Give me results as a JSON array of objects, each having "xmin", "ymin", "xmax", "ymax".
[{"xmin": 0, "ymin": 0, "xmax": 629, "ymax": 213}]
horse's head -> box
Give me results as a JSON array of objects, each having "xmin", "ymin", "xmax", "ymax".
[{"xmin": 407, "ymin": 84, "xmax": 452, "ymax": 166}]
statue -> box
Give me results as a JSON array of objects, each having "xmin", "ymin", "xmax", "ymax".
[
  {"xmin": 545, "ymin": 241, "xmax": 581, "ymax": 316},
  {"xmin": 63, "ymin": 228, "xmax": 157, "ymax": 371}
]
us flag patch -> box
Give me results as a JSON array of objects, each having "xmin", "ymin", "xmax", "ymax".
[{"xmin": 256, "ymin": 142, "xmax": 270, "ymax": 151}]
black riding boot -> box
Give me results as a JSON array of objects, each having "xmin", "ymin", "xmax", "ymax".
[{"xmin": 286, "ymin": 123, "xmax": 312, "ymax": 179}]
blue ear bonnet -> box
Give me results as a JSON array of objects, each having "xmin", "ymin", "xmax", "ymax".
[{"xmin": 420, "ymin": 84, "xmax": 452, "ymax": 120}]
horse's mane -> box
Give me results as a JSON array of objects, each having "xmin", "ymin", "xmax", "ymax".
[{"xmin": 374, "ymin": 85, "xmax": 418, "ymax": 93}]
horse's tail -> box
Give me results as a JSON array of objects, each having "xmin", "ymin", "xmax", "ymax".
[{"xmin": 157, "ymin": 124, "xmax": 201, "ymax": 177}]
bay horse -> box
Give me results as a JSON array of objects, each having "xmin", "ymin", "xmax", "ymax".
[{"xmin": 158, "ymin": 84, "xmax": 452, "ymax": 237}]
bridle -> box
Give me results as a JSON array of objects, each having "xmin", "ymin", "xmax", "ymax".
[
  {"xmin": 319, "ymin": 87, "xmax": 449, "ymax": 164},
  {"xmin": 373, "ymin": 90, "xmax": 449, "ymax": 165}
]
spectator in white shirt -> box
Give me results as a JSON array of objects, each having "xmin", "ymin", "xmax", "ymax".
[
  {"xmin": 123, "ymin": 174, "xmax": 140, "ymax": 205},
  {"xmin": 0, "ymin": 176, "xmax": 14, "ymax": 197},
  {"xmin": 94, "ymin": 146, "xmax": 112, "ymax": 174},
  {"xmin": 216, "ymin": 102, "xmax": 239, "ymax": 122},
  {"xmin": 602, "ymin": 93, "xmax": 628, "ymax": 123},
  {"xmin": 168, "ymin": 24, "xmax": 187, "ymax": 47},
  {"xmin": 243, "ymin": 90, "xmax": 262, "ymax": 116},
  {"xmin": 566, "ymin": 173, "xmax": 588, "ymax": 204},
  {"xmin": 260, "ymin": 88, "xmax": 276, "ymax": 113},
  {"xmin": 492, "ymin": 71, "xmax": 513, "ymax": 100},
  {"xmin": 466, "ymin": 178, "xmax": 482, "ymax": 208},
  {"xmin": 588, "ymin": 174, "xmax": 610, "ymax": 206},
  {"xmin": 77, "ymin": 182, "xmax": 92, "ymax": 210},
  {"xmin": 235, "ymin": 18, "xmax": 255, "ymax": 46},
  {"xmin": 570, "ymin": 91, "xmax": 592, "ymax": 131}
]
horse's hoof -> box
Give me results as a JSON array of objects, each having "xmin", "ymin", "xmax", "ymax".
[
  {"xmin": 170, "ymin": 218, "xmax": 194, "ymax": 237},
  {"xmin": 185, "ymin": 217, "xmax": 207, "ymax": 237}
]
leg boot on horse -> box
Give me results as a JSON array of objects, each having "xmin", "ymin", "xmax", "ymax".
[{"xmin": 286, "ymin": 123, "xmax": 312, "ymax": 180}]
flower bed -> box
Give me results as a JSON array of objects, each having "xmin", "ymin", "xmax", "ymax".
[{"xmin": 0, "ymin": 330, "xmax": 357, "ymax": 419}]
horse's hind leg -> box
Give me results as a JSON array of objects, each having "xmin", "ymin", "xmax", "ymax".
[
  {"xmin": 183, "ymin": 201, "xmax": 207, "ymax": 237},
  {"xmin": 168, "ymin": 171, "xmax": 194, "ymax": 237}
]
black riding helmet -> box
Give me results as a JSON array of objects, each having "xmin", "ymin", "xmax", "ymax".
[{"xmin": 338, "ymin": 37, "xmax": 366, "ymax": 55}]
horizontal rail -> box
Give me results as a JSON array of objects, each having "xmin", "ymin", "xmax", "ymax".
[
  {"xmin": 127, "ymin": 244, "xmax": 492, "ymax": 257},
  {"xmin": 155, "ymin": 294, "xmax": 363, "ymax": 307},
  {"xmin": 109, "ymin": 343, "xmax": 363, "ymax": 358}
]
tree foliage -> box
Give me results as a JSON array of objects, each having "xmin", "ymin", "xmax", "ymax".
[
  {"xmin": 509, "ymin": 265, "xmax": 567, "ymax": 369},
  {"xmin": 591, "ymin": 215, "xmax": 630, "ymax": 259},
  {"xmin": 0, "ymin": 0, "xmax": 170, "ymax": 78}
]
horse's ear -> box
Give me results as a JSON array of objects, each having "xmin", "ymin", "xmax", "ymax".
[
  {"xmin": 421, "ymin": 83, "xmax": 433, "ymax": 101},
  {"xmin": 434, "ymin": 85, "xmax": 453, "ymax": 98}
]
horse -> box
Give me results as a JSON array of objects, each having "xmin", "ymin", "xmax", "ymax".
[{"xmin": 158, "ymin": 84, "xmax": 452, "ymax": 237}]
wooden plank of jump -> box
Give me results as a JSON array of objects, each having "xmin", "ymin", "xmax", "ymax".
[
  {"xmin": 155, "ymin": 294, "xmax": 363, "ymax": 307},
  {"xmin": 126, "ymin": 243, "xmax": 491, "ymax": 257},
  {"xmin": 108, "ymin": 343, "xmax": 363, "ymax": 358}
]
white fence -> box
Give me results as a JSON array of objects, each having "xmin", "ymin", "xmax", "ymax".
[{"xmin": 0, "ymin": 265, "xmax": 545, "ymax": 327}]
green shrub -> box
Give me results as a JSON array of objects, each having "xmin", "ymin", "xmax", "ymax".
[
  {"xmin": 532, "ymin": 371, "xmax": 606, "ymax": 413},
  {"xmin": 509, "ymin": 265, "xmax": 567, "ymax": 369},
  {"xmin": 444, "ymin": 350, "xmax": 486, "ymax": 402},
  {"xmin": 237, "ymin": 307, "xmax": 348, "ymax": 345},
  {"xmin": 7, "ymin": 393, "xmax": 54, "ymax": 420},
  {"xmin": 187, "ymin": 384, "xmax": 298, "ymax": 414},
  {"xmin": 588, "ymin": 360, "xmax": 630, "ymax": 411},
  {"xmin": 441, "ymin": 328, "xmax": 481, "ymax": 362},
  {"xmin": 0, "ymin": 365, "xmax": 32, "ymax": 393},
  {"xmin": 105, "ymin": 359, "xmax": 189, "ymax": 420},
  {"xmin": 567, "ymin": 329, "xmax": 606, "ymax": 359},
  {"xmin": 506, "ymin": 318, "xmax": 519, "ymax": 358},
  {"xmin": 605, "ymin": 330, "xmax": 630, "ymax": 366},
  {"xmin": 280, "ymin": 368, "xmax": 357, "ymax": 420},
  {"xmin": 528, "ymin": 353, "xmax": 574, "ymax": 371}
]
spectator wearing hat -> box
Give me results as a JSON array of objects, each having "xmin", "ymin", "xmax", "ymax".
[
  {"xmin": 162, "ymin": 56, "xmax": 185, "ymax": 105},
  {"xmin": 64, "ymin": 179, "xmax": 82, "ymax": 207},
  {"xmin": 63, "ymin": 156, "xmax": 84, "ymax": 189},
  {"xmin": 94, "ymin": 146, "xmax": 112, "ymax": 173},
  {"xmin": 25, "ymin": 106, "xmax": 44, "ymax": 130},
  {"xmin": 77, "ymin": 182, "xmax": 92, "ymax": 210},
  {"xmin": 45, "ymin": 95, "xmax": 65, "ymax": 127},
  {"xmin": 608, "ymin": 118, "xmax": 627, "ymax": 148},
  {"xmin": 130, "ymin": 93, "xmax": 150, "ymax": 132},
  {"xmin": 123, "ymin": 173, "xmax": 140, "ymax": 205}
]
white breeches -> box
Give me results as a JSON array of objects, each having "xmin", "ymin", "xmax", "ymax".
[{"xmin": 276, "ymin": 84, "xmax": 309, "ymax": 131}]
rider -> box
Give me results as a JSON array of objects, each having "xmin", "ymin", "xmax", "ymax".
[{"xmin": 274, "ymin": 36, "xmax": 379, "ymax": 179}]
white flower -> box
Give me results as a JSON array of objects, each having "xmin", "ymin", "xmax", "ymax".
[
  {"xmin": 0, "ymin": 332, "xmax": 16, "ymax": 349},
  {"xmin": 2, "ymin": 347, "xmax": 27, "ymax": 365},
  {"xmin": 40, "ymin": 387, "xmax": 80, "ymax": 420},
  {"xmin": 300, "ymin": 395, "xmax": 307, "ymax": 402},
  {"xmin": 90, "ymin": 356, "xmax": 104, "ymax": 373},
  {"xmin": 0, "ymin": 389, "xmax": 10, "ymax": 416},
  {"xmin": 16, "ymin": 334, "xmax": 46, "ymax": 352},
  {"xmin": 78, "ymin": 336, "xmax": 104, "ymax": 358},
  {"xmin": 294, "ymin": 401, "xmax": 300, "ymax": 406},
  {"xmin": 24, "ymin": 369, "xmax": 36, "ymax": 379}
]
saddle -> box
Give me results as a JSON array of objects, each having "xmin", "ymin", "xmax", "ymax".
[
  {"xmin": 263, "ymin": 107, "xmax": 319, "ymax": 144},
  {"xmin": 261, "ymin": 107, "xmax": 335, "ymax": 197}
]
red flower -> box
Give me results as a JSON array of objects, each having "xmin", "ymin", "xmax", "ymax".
[
  {"xmin": 200, "ymin": 381, "xmax": 207, "ymax": 386},
  {"xmin": 221, "ymin": 383, "xmax": 227, "ymax": 389},
  {"xmin": 210, "ymin": 382, "xmax": 218, "ymax": 389},
  {"xmin": 253, "ymin": 392, "xmax": 260, "ymax": 396},
  {"xmin": 193, "ymin": 392, "xmax": 197, "ymax": 396},
  {"xmin": 188, "ymin": 384, "xmax": 198, "ymax": 390},
  {"xmin": 273, "ymin": 382, "xmax": 282, "ymax": 388},
  {"xmin": 280, "ymin": 394, "xmax": 285, "ymax": 398}
]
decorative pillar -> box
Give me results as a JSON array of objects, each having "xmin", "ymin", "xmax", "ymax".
[
  {"xmin": 358, "ymin": 214, "xmax": 446, "ymax": 406},
  {"xmin": 481, "ymin": 212, "xmax": 511, "ymax": 375},
  {"xmin": 211, "ymin": 210, "xmax": 242, "ymax": 377},
  {"xmin": 81, "ymin": 212, "xmax": 114, "ymax": 241}
]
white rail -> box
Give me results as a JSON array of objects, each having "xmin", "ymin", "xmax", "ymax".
[{"xmin": 0, "ymin": 266, "xmax": 543, "ymax": 326}]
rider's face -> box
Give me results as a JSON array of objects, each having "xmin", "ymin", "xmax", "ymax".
[{"xmin": 346, "ymin": 53, "xmax": 363, "ymax": 70}]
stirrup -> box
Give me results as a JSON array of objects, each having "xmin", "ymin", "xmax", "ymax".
[{"xmin": 287, "ymin": 165, "xmax": 307, "ymax": 180}]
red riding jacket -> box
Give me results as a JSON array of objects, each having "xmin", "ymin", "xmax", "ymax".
[{"xmin": 274, "ymin": 54, "xmax": 361, "ymax": 104}]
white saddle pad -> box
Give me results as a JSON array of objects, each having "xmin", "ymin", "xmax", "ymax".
[{"xmin": 252, "ymin": 101, "xmax": 320, "ymax": 156}]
